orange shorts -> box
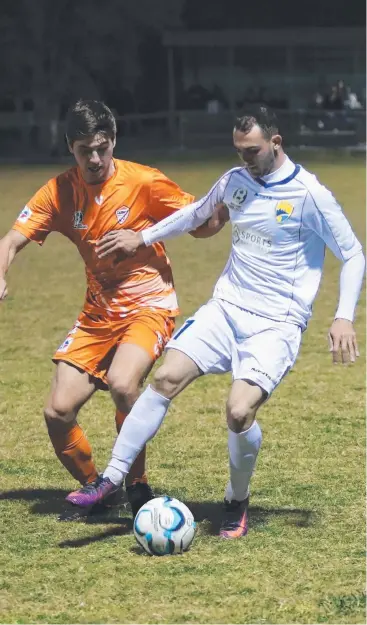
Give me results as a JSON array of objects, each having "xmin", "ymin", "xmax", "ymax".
[{"xmin": 53, "ymin": 308, "xmax": 175, "ymax": 387}]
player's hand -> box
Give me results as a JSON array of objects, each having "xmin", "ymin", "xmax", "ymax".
[
  {"xmin": 207, "ymin": 202, "xmax": 230, "ymax": 228},
  {"xmin": 328, "ymin": 318, "xmax": 359, "ymax": 364},
  {"xmin": 0, "ymin": 278, "xmax": 8, "ymax": 302},
  {"xmin": 0, "ymin": 277, "xmax": 8, "ymax": 301},
  {"xmin": 96, "ymin": 230, "xmax": 143, "ymax": 258}
]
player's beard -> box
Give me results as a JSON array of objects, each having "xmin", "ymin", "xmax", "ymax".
[{"xmin": 249, "ymin": 150, "xmax": 276, "ymax": 178}]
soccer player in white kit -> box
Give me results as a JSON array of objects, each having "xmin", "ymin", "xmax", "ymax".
[{"xmin": 67, "ymin": 105, "xmax": 365, "ymax": 539}]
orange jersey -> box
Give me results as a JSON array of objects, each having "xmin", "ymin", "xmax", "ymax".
[{"xmin": 13, "ymin": 159, "xmax": 194, "ymax": 317}]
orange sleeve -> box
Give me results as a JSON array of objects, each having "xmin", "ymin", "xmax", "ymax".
[
  {"xmin": 147, "ymin": 169, "xmax": 194, "ymax": 222},
  {"xmin": 12, "ymin": 181, "xmax": 56, "ymax": 245}
]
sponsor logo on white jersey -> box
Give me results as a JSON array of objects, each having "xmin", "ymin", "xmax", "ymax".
[
  {"xmin": 17, "ymin": 206, "xmax": 32, "ymax": 223},
  {"xmin": 232, "ymin": 224, "xmax": 272, "ymax": 255},
  {"xmin": 116, "ymin": 207, "xmax": 130, "ymax": 225}
]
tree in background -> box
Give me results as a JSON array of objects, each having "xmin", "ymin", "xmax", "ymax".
[{"xmin": 0, "ymin": 0, "xmax": 184, "ymax": 153}]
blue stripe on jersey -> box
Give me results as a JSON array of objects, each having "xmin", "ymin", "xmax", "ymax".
[{"xmin": 256, "ymin": 164, "xmax": 301, "ymax": 188}]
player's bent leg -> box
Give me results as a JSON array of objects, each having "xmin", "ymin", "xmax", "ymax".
[
  {"xmin": 153, "ymin": 348, "xmax": 202, "ymax": 399},
  {"xmin": 107, "ymin": 343, "xmax": 154, "ymax": 413},
  {"xmin": 66, "ymin": 350, "xmax": 201, "ymax": 509},
  {"xmin": 115, "ymin": 409, "xmax": 152, "ymax": 516},
  {"xmin": 220, "ymin": 380, "xmax": 265, "ymax": 539},
  {"xmin": 115, "ymin": 410, "xmax": 147, "ymax": 483},
  {"xmin": 107, "ymin": 343, "xmax": 156, "ymax": 512},
  {"xmin": 226, "ymin": 379, "xmax": 265, "ymax": 433},
  {"xmin": 44, "ymin": 361, "xmax": 98, "ymax": 485}
]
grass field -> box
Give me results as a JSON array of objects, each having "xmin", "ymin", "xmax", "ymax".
[{"xmin": 0, "ymin": 153, "xmax": 365, "ymax": 624}]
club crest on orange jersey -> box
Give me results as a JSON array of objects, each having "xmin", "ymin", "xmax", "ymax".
[
  {"xmin": 276, "ymin": 201, "xmax": 294, "ymax": 223},
  {"xmin": 116, "ymin": 207, "xmax": 130, "ymax": 224}
]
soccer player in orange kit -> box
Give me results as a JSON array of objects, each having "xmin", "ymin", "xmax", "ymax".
[{"xmin": 0, "ymin": 100, "xmax": 227, "ymax": 520}]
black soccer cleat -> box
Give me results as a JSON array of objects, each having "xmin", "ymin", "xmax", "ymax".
[{"xmin": 126, "ymin": 482, "xmax": 155, "ymax": 518}]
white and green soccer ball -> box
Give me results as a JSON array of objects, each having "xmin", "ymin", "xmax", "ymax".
[{"xmin": 133, "ymin": 496, "xmax": 196, "ymax": 556}]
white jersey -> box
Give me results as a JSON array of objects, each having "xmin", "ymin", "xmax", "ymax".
[{"xmin": 143, "ymin": 156, "xmax": 364, "ymax": 330}]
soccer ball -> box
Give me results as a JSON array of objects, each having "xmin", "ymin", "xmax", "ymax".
[{"xmin": 133, "ymin": 496, "xmax": 196, "ymax": 556}]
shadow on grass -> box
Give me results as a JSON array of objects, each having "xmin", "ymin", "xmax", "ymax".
[
  {"xmin": 185, "ymin": 500, "xmax": 318, "ymax": 535},
  {"xmin": 0, "ymin": 488, "xmax": 317, "ymax": 548},
  {"xmin": 59, "ymin": 521, "xmax": 134, "ymax": 548}
]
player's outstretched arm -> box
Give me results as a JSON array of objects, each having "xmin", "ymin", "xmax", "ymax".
[
  {"xmin": 0, "ymin": 230, "xmax": 30, "ymax": 301},
  {"xmin": 96, "ymin": 186, "xmax": 228, "ymax": 258}
]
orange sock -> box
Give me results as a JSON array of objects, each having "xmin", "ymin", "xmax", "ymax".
[
  {"xmin": 115, "ymin": 409, "xmax": 147, "ymax": 486},
  {"xmin": 46, "ymin": 420, "xmax": 98, "ymax": 485}
]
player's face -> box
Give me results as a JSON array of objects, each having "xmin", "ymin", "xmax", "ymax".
[
  {"xmin": 69, "ymin": 134, "xmax": 116, "ymax": 184},
  {"xmin": 233, "ymin": 126, "xmax": 281, "ymax": 178}
]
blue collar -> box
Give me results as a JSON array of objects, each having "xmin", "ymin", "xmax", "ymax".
[{"xmin": 256, "ymin": 164, "xmax": 300, "ymax": 188}]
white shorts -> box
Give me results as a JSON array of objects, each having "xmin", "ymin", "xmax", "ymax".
[{"xmin": 166, "ymin": 298, "xmax": 301, "ymax": 395}]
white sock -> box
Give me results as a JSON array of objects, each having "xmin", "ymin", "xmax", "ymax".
[
  {"xmin": 104, "ymin": 385, "xmax": 171, "ymax": 486},
  {"xmin": 226, "ymin": 421, "xmax": 262, "ymax": 502}
]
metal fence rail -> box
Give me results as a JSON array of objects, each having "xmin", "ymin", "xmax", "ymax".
[{"xmin": 0, "ymin": 109, "xmax": 365, "ymax": 158}]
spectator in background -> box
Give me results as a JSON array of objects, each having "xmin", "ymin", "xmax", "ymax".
[
  {"xmin": 344, "ymin": 86, "xmax": 362, "ymax": 110},
  {"xmin": 185, "ymin": 84, "xmax": 211, "ymax": 110},
  {"xmin": 207, "ymin": 84, "xmax": 228, "ymax": 114},
  {"xmin": 311, "ymin": 91, "xmax": 324, "ymax": 109},
  {"xmin": 324, "ymin": 85, "xmax": 343, "ymax": 110},
  {"xmin": 336, "ymin": 79, "xmax": 347, "ymax": 104}
]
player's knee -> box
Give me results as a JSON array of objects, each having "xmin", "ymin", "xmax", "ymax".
[
  {"xmin": 108, "ymin": 376, "xmax": 139, "ymax": 412},
  {"xmin": 226, "ymin": 400, "xmax": 257, "ymax": 433},
  {"xmin": 44, "ymin": 403, "xmax": 75, "ymax": 427},
  {"xmin": 153, "ymin": 364, "xmax": 183, "ymax": 399}
]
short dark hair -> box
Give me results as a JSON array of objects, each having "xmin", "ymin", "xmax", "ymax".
[
  {"xmin": 234, "ymin": 104, "xmax": 279, "ymax": 140},
  {"xmin": 66, "ymin": 100, "xmax": 117, "ymax": 144}
]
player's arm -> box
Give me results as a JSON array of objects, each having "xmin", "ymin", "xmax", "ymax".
[
  {"xmin": 96, "ymin": 173, "xmax": 230, "ymax": 258},
  {"xmin": 0, "ymin": 182, "xmax": 56, "ymax": 301},
  {"xmin": 0, "ymin": 230, "xmax": 30, "ymax": 301},
  {"xmin": 305, "ymin": 186, "xmax": 365, "ymax": 364},
  {"xmin": 189, "ymin": 202, "xmax": 230, "ymax": 238}
]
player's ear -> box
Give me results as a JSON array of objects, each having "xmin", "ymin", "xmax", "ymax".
[
  {"xmin": 112, "ymin": 136, "xmax": 116, "ymax": 148},
  {"xmin": 272, "ymin": 135, "xmax": 282, "ymax": 151}
]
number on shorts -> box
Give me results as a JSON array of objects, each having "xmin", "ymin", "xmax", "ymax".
[{"xmin": 173, "ymin": 319, "xmax": 195, "ymax": 340}]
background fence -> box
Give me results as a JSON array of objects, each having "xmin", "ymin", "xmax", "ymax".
[{"xmin": 0, "ymin": 108, "xmax": 365, "ymax": 159}]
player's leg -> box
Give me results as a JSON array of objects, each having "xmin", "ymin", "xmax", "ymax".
[
  {"xmin": 106, "ymin": 301, "xmax": 231, "ymax": 486},
  {"xmin": 67, "ymin": 348, "xmax": 201, "ymax": 507},
  {"xmin": 107, "ymin": 341, "xmax": 157, "ymax": 514},
  {"xmin": 221, "ymin": 310, "xmax": 302, "ymax": 539},
  {"xmin": 115, "ymin": 410, "xmax": 147, "ymax": 485},
  {"xmin": 66, "ymin": 299, "xmax": 233, "ymax": 508},
  {"xmin": 107, "ymin": 312, "xmax": 176, "ymax": 509},
  {"xmin": 50, "ymin": 310, "xmax": 121, "ymax": 490},
  {"xmin": 220, "ymin": 380, "xmax": 265, "ymax": 539},
  {"xmin": 44, "ymin": 361, "xmax": 98, "ymax": 484}
]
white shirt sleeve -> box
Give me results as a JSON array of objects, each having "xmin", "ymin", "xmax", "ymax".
[
  {"xmin": 303, "ymin": 183, "xmax": 365, "ymax": 321},
  {"xmin": 142, "ymin": 171, "xmax": 232, "ymax": 246}
]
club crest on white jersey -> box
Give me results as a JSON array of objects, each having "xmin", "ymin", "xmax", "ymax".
[
  {"xmin": 228, "ymin": 187, "xmax": 247, "ymax": 210},
  {"xmin": 276, "ymin": 201, "xmax": 294, "ymax": 223}
]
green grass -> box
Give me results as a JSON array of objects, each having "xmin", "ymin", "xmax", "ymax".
[{"xmin": 0, "ymin": 154, "xmax": 365, "ymax": 624}]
